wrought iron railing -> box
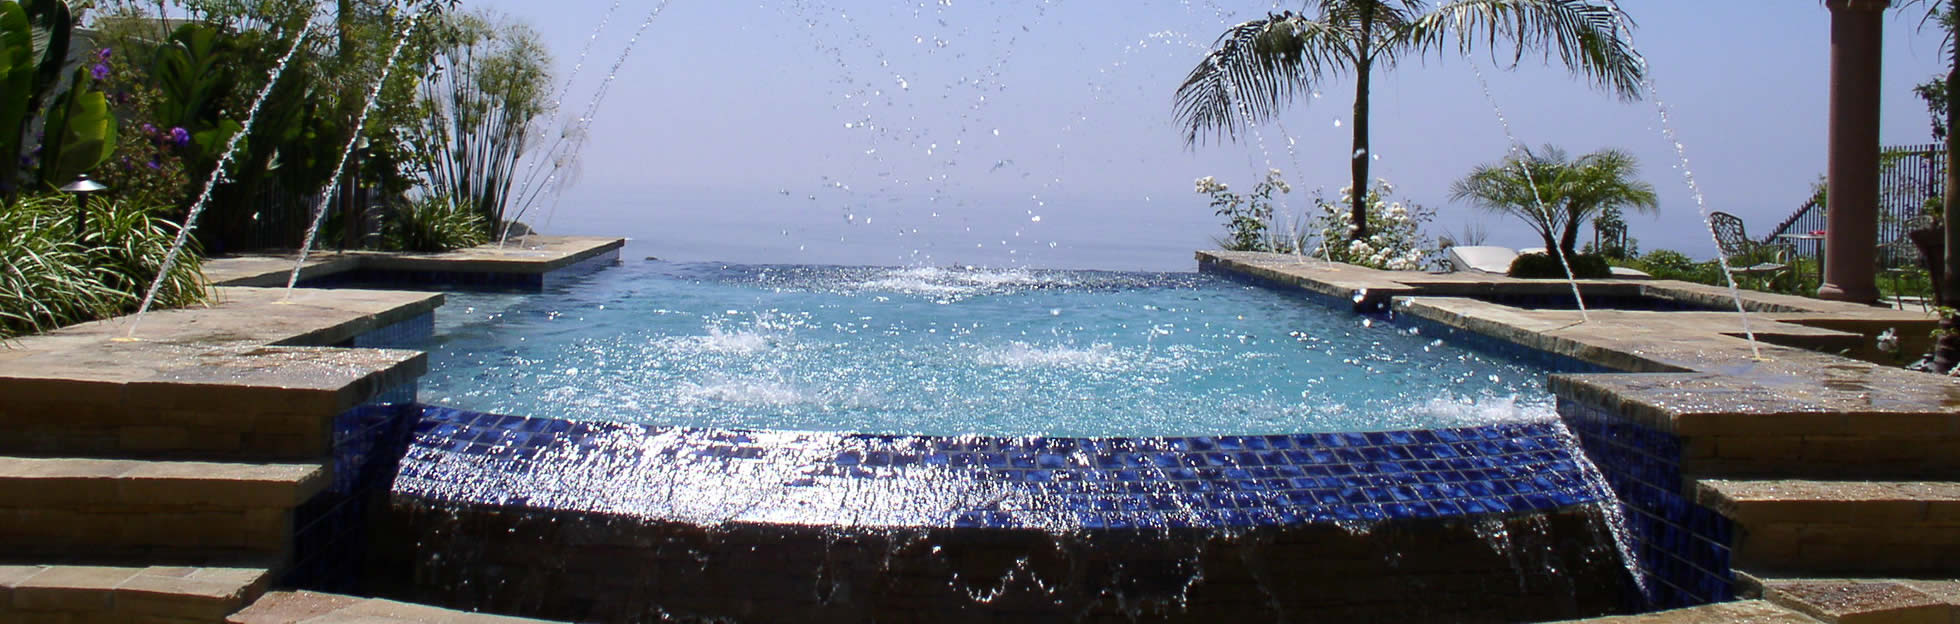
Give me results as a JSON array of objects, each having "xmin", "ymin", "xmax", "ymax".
[{"xmin": 1763, "ymin": 143, "xmax": 1942, "ymax": 269}]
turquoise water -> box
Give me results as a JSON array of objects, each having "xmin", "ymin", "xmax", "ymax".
[{"xmin": 420, "ymin": 261, "xmax": 1555, "ymax": 437}]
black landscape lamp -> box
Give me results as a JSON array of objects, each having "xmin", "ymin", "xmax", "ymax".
[{"xmin": 60, "ymin": 174, "xmax": 108, "ymax": 237}]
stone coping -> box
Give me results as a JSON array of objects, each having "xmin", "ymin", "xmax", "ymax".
[
  {"xmin": 0, "ymin": 286, "xmax": 436, "ymax": 418},
  {"xmin": 204, "ymin": 236, "xmax": 627, "ymax": 287},
  {"xmin": 231, "ymin": 590, "xmax": 564, "ymax": 623},
  {"xmin": 1196, "ymin": 251, "xmax": 1960, "ymax": 436}
]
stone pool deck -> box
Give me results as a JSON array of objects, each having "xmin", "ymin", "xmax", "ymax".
[
  {"xmin": 0, "ymin": 237, "xmax": 620, "ymax": 624},
  {"xmin": 203, "ymin": 235, "xmax": 626, "ymax": 288},
  {"xmin": 1202, "ymin": 251, "xmax": 1960, "ymax": 619}
]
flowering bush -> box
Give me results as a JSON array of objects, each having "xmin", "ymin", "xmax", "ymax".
[
  {"xmin": 1197, "ymin": 168, "xmax": 1299, "ymax": 252},
  {"xmin": 1308, "ymin": 179, "xmax": 1436, "ymax": 271},
  {"xmin": 92, "ymin": 47, "xmax": 190, "ymax": 210}
]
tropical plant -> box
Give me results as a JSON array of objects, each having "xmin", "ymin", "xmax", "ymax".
[
  {"xmin": 0, "ymin": 0, "xmax": 119, "ymax": 197},
  {"xmin": 381, "ymin": 194, "xmax": 486, "ymax": 252},
  {"xmin": 1308, "ymin": 178, "xmax": 1434, "ymax": 270},
  {"xmin": 403, "ymin": 10, "xmax": 553, "ymax": 239},
  {"xmin": 1450, "ymin": 145, "xmax": 1657, "ymax": 260},
  {"xmin": 1508, "ymin": 250, "xmax": 1609, "ymax": 279},
  {"xmin": 1173, "ymin": 0, "xmax": 1644, "ymax": 240},
  {"xmin": 1906, "ymin": 0, "xmax": 1960, "ymax": 373},
  {"xmin": 1198, "ymin": 169, "xmax": 1296, "ymax": 251},
  {"xmin": 0, "ymin": 193, "xmax": 207, "ymax": 339}
]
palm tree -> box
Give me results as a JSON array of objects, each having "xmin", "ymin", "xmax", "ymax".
[
  {"xmin": 1174, "ymin": 0, "xmax": 1644, "ymax": 239},
  {"xmin": 1449, "ymin": 145, "xmax": 1657, "ymax": 259}
]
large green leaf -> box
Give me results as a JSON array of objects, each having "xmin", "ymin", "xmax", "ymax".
[
  {"xmin": 153, "ymin": 23, "xmax": 234, "ymax": 132},
  {"xmin": 37, "ymin": 66, "xmax": 116, "ymax": 187},
  {"xmin": 17, "ymin": 0, "xmax": 67, "ymax": 113},
  {"xmin": 0, "ymin": 2, "xmax": 34, "ymax": 189}
]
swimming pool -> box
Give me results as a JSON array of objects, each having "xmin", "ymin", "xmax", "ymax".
[
  {"xmin": 418, "ymin": 261, "xmax": 1556, "ymax": 436},
  {"xmin": 375, "ymin": 258, "xmax": 1639, "ymax": 622}
]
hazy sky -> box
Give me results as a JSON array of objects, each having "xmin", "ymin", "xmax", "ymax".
[{"xmin": 466, "ymin": 0, "xmax": 1950, "ymax": 269}]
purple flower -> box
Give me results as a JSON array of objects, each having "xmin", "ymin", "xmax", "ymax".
[
  {"xmin": 146, "ymin": 159, "xmax": 160, "ymax": 170},
  {"xmin": 97, "ymin": 48, "xmax": 111, "ymax": 61},
  {"xmin": 141, "ymin": 123, "xmax": 156, "ymax": 136},
  {"xmin": 169, "ymin": 127, "xmax": 190, "ymax": 147},
  {"xmin": 90, "ymin": 63, "xmax": 108, "ymax": 81}
]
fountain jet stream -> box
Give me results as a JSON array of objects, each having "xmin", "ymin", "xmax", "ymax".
[
  {"xmin": 1597, "ymin": 0, "xmax": 1762, "ymax": 359},
  {"xmin": 124, "ymin": 19, "xmax": 317, "ymax": 339},
  {"xmin": 1466, "ymin": 61, "xmax": 1591, "ymax": 322},
  {"xmin": 282, "ymin": 10, "xmax": 428, "ymax": 296},
  {"xmin": 511, "ymin": 0, "xmax": 677, "ymax": 246},
  {"xmin": 499, "ymin": 0, "xmax": 623, "ymax": 246}
]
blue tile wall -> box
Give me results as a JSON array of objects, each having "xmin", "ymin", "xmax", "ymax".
[
  {"xmin": 1197, "ymin": 260, "xmax": 1391, "ymax": 314},
  {"xmin": 397, "ymin": 405, "xmax": 1606, "ymax": 531},
  {"xmin": 285, "ymin": 386, "xmax": 423, "ymax": 591},
  {"xmin": 540, "ymin": 248, "xmax": 622, "ymax": 289},
  {"xmin": 352, "ymin": 312, "xmax": 434, "ymax": 350},
  {"xmin": 1560, "ymin": 398, "xmax": 1734, "ymax": 609}
]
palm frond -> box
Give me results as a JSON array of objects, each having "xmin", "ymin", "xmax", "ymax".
[
  {"xmin": 1172, "ymin": 15, "xmax": 1348, "ymax": 146},
  {"xmin": 1409, "ymin": 0, "xmax": 1644, "ymax": 101}
]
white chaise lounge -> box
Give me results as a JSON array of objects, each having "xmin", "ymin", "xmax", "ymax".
[{"xmin": 1443, "ymin": 245, "xmax": 1650, "ymax": 279}]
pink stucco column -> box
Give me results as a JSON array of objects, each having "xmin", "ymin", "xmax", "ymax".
[{"xmin": 1817, "ymin": 0, "xmax": 1890, "ymax": 303}]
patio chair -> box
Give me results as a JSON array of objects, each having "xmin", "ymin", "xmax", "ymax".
[
  {"xmin": 1709, "ymin": 211, "xmax": 1791, "ymax": 280},
  {"xmin": 1880, "ymin": 238, "xmax": 1931, "ymax": 312}
]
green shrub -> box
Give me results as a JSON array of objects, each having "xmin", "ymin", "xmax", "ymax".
[
  {"xmin": 80, "ymin": 197, "xmax": 207, "ymax": 311},
  {"xmin": 0, "ymin": 193, "xmax": 207, "ymax": 338},
  {"xmin": 1507, "ymin": 252, "xmax": 1612, "ymax": 279},
  {"xmin": 382, "ymin": 195, "xmax": 488, "ymax": 252},
  {"xmin": 1628, "ymin": 249, "xmax": 1725, "ymax": 285}
]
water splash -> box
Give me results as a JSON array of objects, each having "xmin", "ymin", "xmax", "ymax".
[
  {"xmin": 1598, "ymin": 0, "xmax": 1762, "ymax": 359},
  {"xmin": 124, "ymin": 20, "xmax": 317, "ymax": 339},
  {"xmin": 1466, "ymin": 61, "xmax": 1590, "ymax": 322},
  {"xmin": 282, "ymin": 10, "xmax": 428, "ymax": 296},
  {"xmin": 500, "ymin": 0, "xmax": 622, "ymax": 241},
  {"xmin": 520, "ymin": 0, "xmax": 679, "ymax": 243}
]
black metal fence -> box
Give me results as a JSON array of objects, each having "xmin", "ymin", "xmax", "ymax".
[{"xmin": 1764, "ymin": 143, "xmax": 1943, "ymax": 269}]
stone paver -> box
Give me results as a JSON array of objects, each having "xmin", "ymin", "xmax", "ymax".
[
  {"xmin": 1759, "ymin": 578, "xmax": 1960, "ymax": 624},
  {"xmin": 230, "ymin": 591, "xmax": 567, "ymax": 624},
  {"xmin": 0, "ymin": 564, "xmax": 266, "ymax": 623},
  {"xmin": 205, "ymin": 236, "xmax": 624, "ymax": 287},
  {"xmin": 1554, "ymin": 600, "xmax": 1822, "ymax": 623}
]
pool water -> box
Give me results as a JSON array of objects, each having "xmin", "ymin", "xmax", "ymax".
[{"xmin": 420, "ymin": 261, "xmax": 1555, "ymax": 436}]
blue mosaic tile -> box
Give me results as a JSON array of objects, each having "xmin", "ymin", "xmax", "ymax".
[
  {"xmin": 286, "ymin": 388, "xmax": 422, "ymax": 592},
  {"xmin": 1560, "ymin": 397, "xmax": 1734, "ymax": 609},
  {"xmin": 395, "ymin": 406, "xmax": 1608, "ymax": 534},
  {"xmin": 351, "ymin": 312, "xmax": 434, "ymax": 350}
]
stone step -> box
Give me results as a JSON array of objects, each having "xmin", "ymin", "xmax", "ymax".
[
  {"xmin": 0, "ymin": 456, "xmax": 326, "ymax": 563},
  {"xmin": 0, "ymin": 564, "xmax": 269, "ymax": 624},
  {"xmin": 1550, "ymin": 599, "xmax": 1820, "ymax": 623},
  {"xmin": 1747, "ymin": 576, "xmax": 1960, "ymax": 624},
  {"xmin": 230, "ymin": 590, "xmax": 569, "ymax": 623},
  {"xmin": 1697, "ymin": 479, "xmax": 1960, "ymax": 576}
]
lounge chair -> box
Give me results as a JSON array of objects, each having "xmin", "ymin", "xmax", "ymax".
[{"xmin": 1444, "ymin": 245, "xmax": 1650, "ymax": 279}]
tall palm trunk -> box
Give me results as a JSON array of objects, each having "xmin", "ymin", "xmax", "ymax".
[
  {"xmin": 1938, "ymin": 0, "xmax": 1960, "ymax": 373},
  {"xmin": 1349, "ymin": 8, "xmax": 1373, "ymax": 240}
]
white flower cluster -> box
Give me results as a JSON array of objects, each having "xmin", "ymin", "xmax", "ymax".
[
  {"xmin": 1306, "ymin": 178, "xmax": 1435, "ymax": 271},
  {"xmin": 1194, "ymin": 176, "xmax": 1229, "ymax": 194}
]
